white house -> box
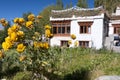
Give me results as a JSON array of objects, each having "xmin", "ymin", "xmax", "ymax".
[
  {"xmin": 109, "ymin": 6, "xmax": 120, "ymax": 35},
  {"xmin": 50, "ymin": 6, "xmax": 109, "ymax": 49},
  {"xmin": 104, "ymin": 6, "xmax": 120, "ymax": 52}
]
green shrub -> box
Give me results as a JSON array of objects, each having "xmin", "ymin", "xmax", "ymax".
[{"xmin": 13, "ymin": 71, "xmax": 32, "ymax": 80}]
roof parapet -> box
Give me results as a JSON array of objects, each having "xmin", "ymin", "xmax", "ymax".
[{"xmin": 52, "ymin": 6, "xmax": 104, "ymax": 13}]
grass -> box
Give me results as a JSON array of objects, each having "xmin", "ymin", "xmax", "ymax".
[
  {"xmin": 52, "ymin": 47, "xmax": 120, "ymax": 80},
  {"xmin": 0, "ymin": 47, "xmax": 120, "ymax": 80}
]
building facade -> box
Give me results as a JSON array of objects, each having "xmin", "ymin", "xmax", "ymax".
[
  {"xmin": 109, "ymin": 6, "xmax": 120, "ymax": 35},
  {"xmin": 104, "ymin": 6, "xmax": 120, "ymax": 52},
  {"xmin": 50, "ymin": 6, "xmax": 109, "ymax": 49}
]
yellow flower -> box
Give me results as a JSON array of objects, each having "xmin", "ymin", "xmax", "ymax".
[
  {"xmin": 0, "ymin": 18, "xmax": 8, "ymax": 27},
  {"xmin": 0, "ymin": 50, "xmax": 4, "ymax": 58},
  {"xmin": 19, "ymin": 55, "xmax": 26, "ymax": 62},
  {"xmin": 43, "ymin": 42, "xmax": 49, "ymax": 49},
  {"xmin": 26, "ymin": 21, "xmax": 33, "ymax": 29},
  {"xmin": 2, "ymin": 21, "xmax": 8, "ymax": 27},
  {"xmin": 33, "ymin": 41, "xmax": 39, "ymax": 48},
  {"xmin": 5, "ymin": 36, "xmax": 11, "ymax": 42},
  {"xmin": 28, "ymin": 14, "xmax": 35, "ymax": 21},
  {"xmin": 74, "ymin": 41, "xmax": 79, "ymax": 47},
  {"xmin": 11, "ymin": 24, "xmax": 20, "ymax": 32},
  {"xmin": 71, "ymin": 34, "xmax": 76, "ymax": 40},
  {"xmin": 0, "ymin": 18, "xmax": 6, "ymax": 23},
  {"xmin": 10, "ymin": 32, "xmax": 18, "ymax": 41},
  {"xmin": 5, "ymin": 36, "xmax": 14, "ymax": 47},
  {"xmin": 68, "ymin": 40, "xmax": 72, "ymax": 45},
  {"xmin": 45, "ymin": 29, "xmax": 51, "ymax": 38},
  {"xmin": 7, "ymin": 27, "xmax": 12, "ymax": 34},
  {"xmin": 45, "ymin": 25, "xmax": 51, "ymax": 29},
  {"xmin": 14, "ymin": 18, "xmax": 19, "ymax": 23},
  {"xmin": 2, "ymin": 42, "xmax": 12, "ymax": 51},
  {"xmin": 17, "ymin": 43, "xmax": 26, "ymax": 53},
  {"xmin": 17, "ymin": 31, "xmax": 24, "ymax": 37},
  {"xmin": 37, "ymin": 15, "xmax": 42, "ymax": 19},
  {"xmin": 19, "ymin": 18, "xmax": 25, "ymax": 23},
  {"xmin": 39, "ymin": 42, "xmax": 43, "ymax": 48}
]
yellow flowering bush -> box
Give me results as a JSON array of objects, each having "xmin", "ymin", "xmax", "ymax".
[
  {"xmin": 45, "ymin": 25, "xmax": 51, "ymax": 29},
  {"xmin": 68, "ymin": 34, "xmax": 77, "ymax": 47},
  {"xmin": 74, "ymin": 40, "xmax": 79, "ymax": 47},
  {"xmin": 2, "ymin": 41, "xmax": 13, "ymax": 51},
  {"xmin": 0, "ymin": 18, "xmax": 8, "ymax": 27},
  {"xmin": 17, "ymin": 31, "xmax": 24, "ymax": 37},
  {"xmin": 71, "ymin": 34, "xmax": 76, "ymax": 40},
  {"xmin": 25, "ymin": 21, "xmax": 33, "ymax": 29},
  {"xmin": 68, "ymin": 40, "xmax": 72, "ymax": 45},
  {"xmin": 37, "ymin": 15, "xmax": 42, "ymax": 19},
  {"xmin": 14, "ymin": 18, "xmax": 25, "ymax": 25},
  {"xmin": 28, "ymin": 14, "xmax": 35, "ymax": 21},
  {"xmin": 0, "ymin": 13, "xmax": 53, "ymax": 79},
  {"xmin": 17, "ymin": 43, "xmax": 26, "ymax": 53},
  {"xmin": 45, "ymin": 25, "xmax": 53, "ymax": 38}
]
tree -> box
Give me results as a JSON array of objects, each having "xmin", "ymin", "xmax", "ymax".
[
  {"xmin": 77, "ymin": 0, "xmax": 88, "ymax": 8},
  {"xmin": 56, "ymin": 0, "xmax": 64, "ymax": 9},
  {"xmin": 39, "ymin": 5, "xmax": 64, "ymax": 32},
  {"xmin": 22, "ymin": 12, "xmax": 43, "ymax": 39},
  {"xmin": 94, "ymin": 0, "xmax": 120, "ymax": 13},
  {"xmin": 39, "ymin": 5, "xmax": 56, "ymax": 27},
  {"xmin": 22, "ymin": 12, "xmax": 32, "ymax": 21},
  {"xmin": 65, "ymin": 1, "xmax": 73, "ymax": 9}
]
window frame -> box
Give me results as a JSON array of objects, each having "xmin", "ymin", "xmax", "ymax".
[
  {"xmin": 78, "ymin": 22, "xmax": 93, "ymax": 34},
  {"xmin": 112, "ymin": 24, "xmax": 120, "ymax": 34},
  {"xmin": 79, "ymin": 41, "xmax": 89, "ymax": 48},
  {"xmin": 61, "ymin": 40, "xmax": 68, "ymax": 47},
  {"xmin": 51, "ymin": 21, "xmax": 71, "ymax": 36}
]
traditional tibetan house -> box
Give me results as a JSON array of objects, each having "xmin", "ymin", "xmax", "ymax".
[
  {"xmin": 50, "ymin": 6, "xmax": 109, "ymax": 49},
  {"xmin": 109, "ymin": 6, "xmax": 120, "ymax": 35},
  {"xmin": 106, "ymin": 6, "xmax": 120, "ymax": 49}
]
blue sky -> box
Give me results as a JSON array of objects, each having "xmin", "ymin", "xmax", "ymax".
[{"xmin": 0, "ymin": 0, "xmax": 94, "ymax": 28}]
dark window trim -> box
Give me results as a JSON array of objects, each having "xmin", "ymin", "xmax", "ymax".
[
  {"xmin": 79, "ymin": 41, "xmax": 89, "ymax": 48},
  {"xmin": 78, "ymin": 22, "xmax": 93, "ymax": 34},
  {"xmin": 51, "ymin": 20, "xmax": 71, "ymax": 36}
]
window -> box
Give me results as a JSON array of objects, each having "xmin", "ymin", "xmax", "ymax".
[
  {"xmin": 62, "ymin": 27, "xmax": 65, "ymax": 33},
  {"xmin": 114, "ymin": 27, "xmax": 120, "ymax": 34},
  {"xmin": 113, "ymin": 24, "xmax": 120, "ymax": 34},
  {"xmin": 58, "ymin": 27, "xmax": 61, "ymax": 33},
  {"xmin": 79, "ymin": 41, "xmax": 89, "ymax": 48},
  {"xmin": 78, "ymin": 22, "xmax": 93, "ymax": 34},
  {"xmin": 61, "ymin": 41, "xmax": 68, "ymax": 47},
  {"xmin": 67, "ymin": 27, "xmax": 70, "ymax": 33},
  {"xmin": 51, "ymin": 21, "xmax": 71, "ymax": 36},
  {"xmin": 53, "ymin": 27, "xmax": 57, "ymax": 34}
]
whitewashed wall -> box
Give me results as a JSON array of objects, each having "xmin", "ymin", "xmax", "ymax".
[
  {"xmin": 50, "ymin": 37, "xmax": 71, "ymax": 46},
  {"xmin": 91, "ymin": 16, "xmax": 104, "ymax": 49},
  {"xmin": 109, "ymin": 23, "xmax": 114, "ymax": 35}
]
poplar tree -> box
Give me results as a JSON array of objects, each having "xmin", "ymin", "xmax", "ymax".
[
  {"xmin": 94, "ymin": 0, "xmax": 120, "ymax": 13},
  {"xmin": 56, "ymin": 0, "xmax": 64, "ymax": 9},
  {"xmin": 77, "ymin": 0, "xmax": 88, "ymax": 8}
]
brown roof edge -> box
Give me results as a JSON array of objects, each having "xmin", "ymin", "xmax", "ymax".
[{"xmin": 110, "ymin": 15, "xmax": 120, "ymax": 20}]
